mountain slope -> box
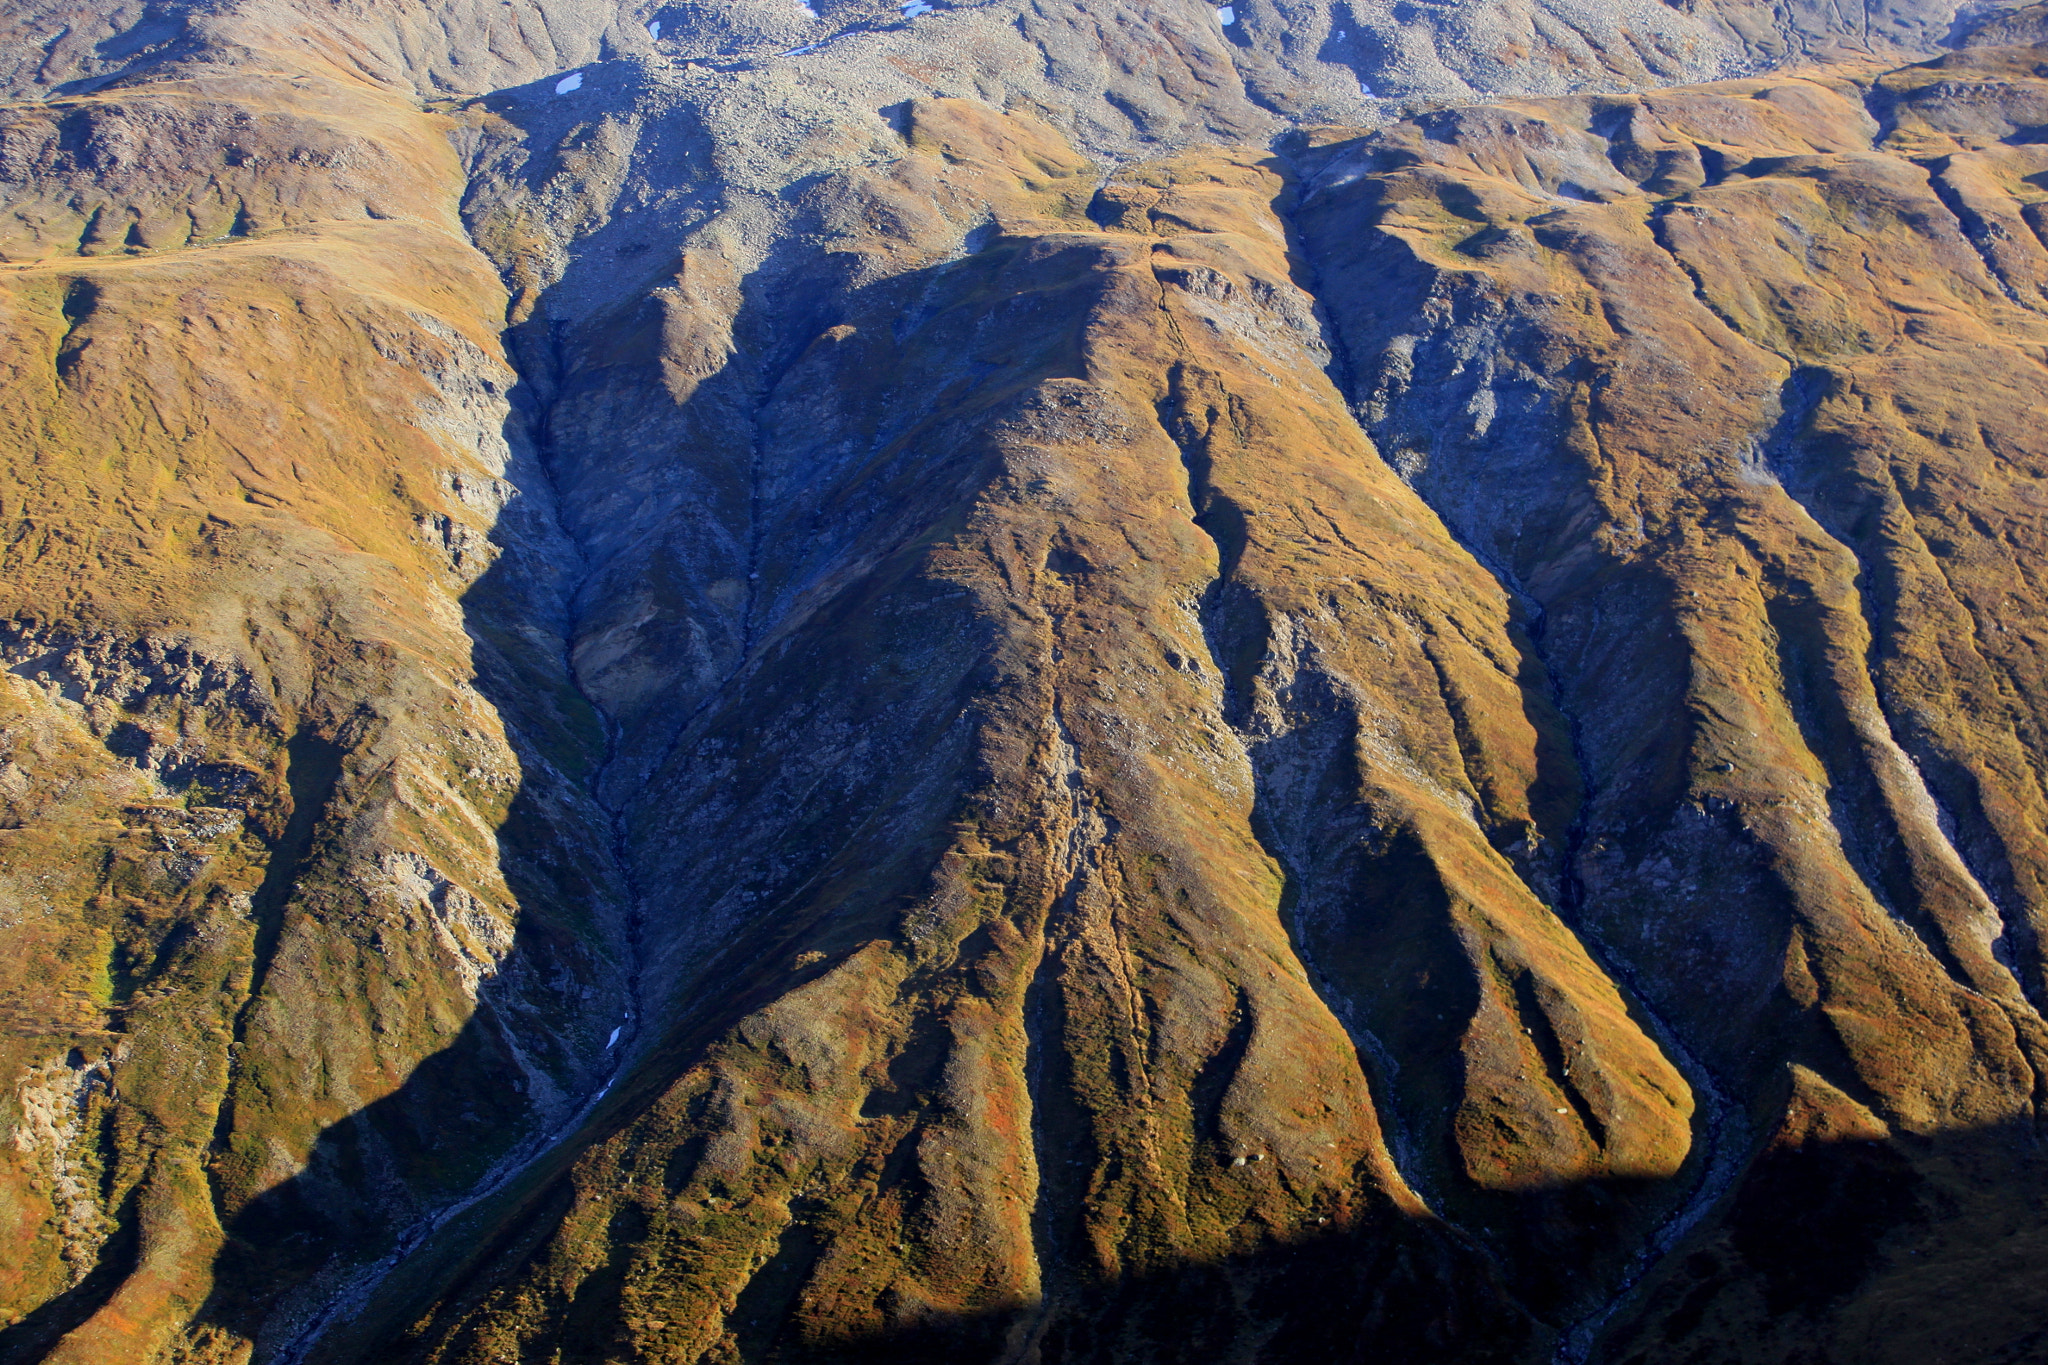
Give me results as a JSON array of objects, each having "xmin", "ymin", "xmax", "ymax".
[
  {"xmin": 0, "ymin": 0, "xmax": 2046, "ymax": 1362},
  {"xmin": 0, "ymin": 45, "xmax": 631, "ymax": 1365}
]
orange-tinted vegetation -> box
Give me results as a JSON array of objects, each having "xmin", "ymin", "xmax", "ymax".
[{"xmin": 1, "ymin": 1, "xmax": 2046, "ymax": 1362}]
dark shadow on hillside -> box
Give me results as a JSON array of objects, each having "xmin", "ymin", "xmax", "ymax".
[
  {"xmin": 355, "ymin": 1117, "xmax": 2048, "ymax": 1365},
  {"xmin": 175, "ymin": 77, "xmax": 2048, "ymax": 1365},
  {"xmin": 181, "ymin": 363, "xmax": 635, "ymax": 1360},
  {"xmin": 1599, "ymin": 1115, "xmax": 2048, "ymax": 1365},
  {"xmin": 186, "ymin": 76, "xmax": 1109, "ymax": 1363}
]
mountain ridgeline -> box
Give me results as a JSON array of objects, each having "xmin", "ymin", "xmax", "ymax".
[{"xmin": 1, "ymin": 0, "xmax": 2047, "ymax": 1360}]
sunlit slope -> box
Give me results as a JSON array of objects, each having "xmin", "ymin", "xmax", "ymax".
[
  {"xmin": 2, "ymin": 0, "xmax": 2047, "ymax": 1360},
  {"xmin": 359, "ymin": 41, "xmax": 2048, "ymax": 1365},
  {"xmin": 332, "ymin": 108, "xmax": 1699, "ymax": 1365},
  {"xmin": 1293, "ymin": 36, "xmax": 2048, "ymax": 1361},
  {"xmin": 0, "ymin": 69, "xmax": 625, "ymax": 1365}
]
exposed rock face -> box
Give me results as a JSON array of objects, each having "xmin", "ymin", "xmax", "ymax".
[{"xmin": 0, "ymin": 0, "xmax": 2046, "ymax": 1361}]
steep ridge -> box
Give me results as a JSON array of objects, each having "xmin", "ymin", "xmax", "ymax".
[
  {"xmin": 330, "ymin": 126, "xmax": 1702, "ymax": 1364},
  {"xmin": 331, "ymin": 34, "xmax": 2047, "ymax": 1365},
  {"xmin": 1292, "ymin": 37, "xmax": 2048, "ymax": 1358},
  {"xmin": 0, "ymin": 0, "xmax": 2046, "ymax": 1362},
  {"xmin": 0, "ymin": 31, "xmax": 633, "ymax": 1365}
]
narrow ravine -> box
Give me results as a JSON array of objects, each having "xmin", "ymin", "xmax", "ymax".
[
  {"xmin": 268, "ymin": 294, "xmax": 652, "ymax": 1365},
  {"xmin": 1259, "ymin": 174, "xmax": 1759, "ymax": 1360},
  {"xmin": 1542, "ymin": 696, "xmax": 1750, "ymax": 1364}
]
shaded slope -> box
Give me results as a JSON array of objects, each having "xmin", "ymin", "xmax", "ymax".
[
  {"xmin": 0, "ymin": 0, "xmax": 2046, "ymax": 1362},
  {"xmin": 318, "ymin": 111, "xmax": 1702, "ymax": 1365},
  {"xmin": 0, "ymin": 53, "xmax": 628, "ymax": 1365},
  {"xmin": 1292, "ymin": 36, "xmax": 2048, "ymax": 1360}
]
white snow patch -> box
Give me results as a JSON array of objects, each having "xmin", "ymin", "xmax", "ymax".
[
  {"xmin": 646, "ymin": 18, "xmax": 661, "ymax": 38},
  {"xmin": 798, "ymin": 0, "xmax": 819, "ymax": 13},
  {"xmin": 901, "ymin": 0, "xmax": 933, "ymax": 15},
  {"xmin": 1215, "ymin": 5, "xmax": 1235, "ymax": 23},
  {"xmin": 554, "ymin": 71, "xmax": 584, "ymax": 94},
  {"xmin": 1359, "ymin": 81, "xmax": 1374, "ymax": 97},
  {"xmin": 606, "ymin": 1027, "xmax": 622, "ymax": 1048}
]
